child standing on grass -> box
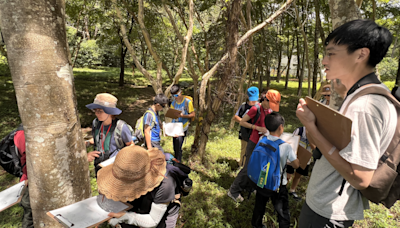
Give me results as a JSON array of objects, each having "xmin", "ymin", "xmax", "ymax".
[
  {"xmin": 232, "ymin": 86, "xmax": 259, "ymax": 166},
  {"xmin": 251, "ymin": 113, "xmax": 299, "ymax": 228}
]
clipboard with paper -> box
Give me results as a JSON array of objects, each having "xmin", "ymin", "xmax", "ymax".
[
  {"xmin": 0, "ymin": 180, "xmax": 28, "ymax": 212},
  {"xmin": 47, "ymin": 196, "xmax": 132, "ymax": 228},
  {"xmin": 279, "ymin": 133, "xmax": 311, "ymax": 169},
  {"xmin": 163, "ymin": 122, "xmax": 185, "ymax": 137},
  {"xmin": 305, "ymin": 96, "xmax": 352, "ymax": 150}
]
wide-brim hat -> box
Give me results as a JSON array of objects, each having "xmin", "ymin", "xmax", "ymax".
[
  {"xmin": 97, "ymin": 146, "xmax": 166, "ymax": 202},
  {"xmin": 266, "ymin": 89, "xmax": 281, "ymax": 112},
  {"xmin": 321, "ymin": 85, "xmax": 332, "ymax": 95},
  {"xmin": 86, "ymin": 93, "xmax": 122, "ymax": 115}
]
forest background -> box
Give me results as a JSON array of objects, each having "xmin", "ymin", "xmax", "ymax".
[{"xmin": 0, "ymin": 0, "xmax": 400, "ymax": 227}]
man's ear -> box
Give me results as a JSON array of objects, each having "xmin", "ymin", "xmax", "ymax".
[{"xmin": 357, "ymin": 48, "xmax": 370, "ymax": 63}]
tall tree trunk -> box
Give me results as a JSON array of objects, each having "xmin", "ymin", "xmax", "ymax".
[
  {"xmin": 196, "ymin": 0, "xmax": 242, "ymax": 161},
  {"xmin": 229, "ymin": 0, "xmax": 253, "ymax": 129},
  {"xmin": 328, "ymin": 0, "xmax": 362, "ymax": 110},
  {"xmin": 72, "ymin": 36, "xmax": 83, "ymax": 68},
  {"xmin": 119, "ymin": 47, "xmax": 127, "ymax": 87},
  {"xmin": 294, "ymin": 1, "xmax": 311, "ymax": 96},
  {"xmin": 0, "ymin": 0, "xmax": 91, "ymax": 226},
  {"xmin": 396, "ymin": 57, "xmax": 400, "ymax": 87},
  {"xmin": 84, "ymin": 15, "xmax": 90, "ymax": 40},
  {"xmin": 285, "ymin": 32, "xmax": 294, "ymax": 90},
  {"xmin": 312, "ymin": 0, "xmax": 321, "ymax": 97},
  {"xmin": 266, "ymin": 54, "xmax": 271, "ymax": 90}
]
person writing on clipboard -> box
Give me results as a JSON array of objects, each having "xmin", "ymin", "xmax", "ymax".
[
  {"xmin": 97, "ymin": 146, "xmax": 181, "ymax": 228},
  {"xmin": 169, "ymin": 84, "xmax": 195, "ymax": 162}
]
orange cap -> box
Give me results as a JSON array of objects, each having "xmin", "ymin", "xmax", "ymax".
[{"xmin": 266, "ymin": 89, "xmax": 281, "ymax": 112}]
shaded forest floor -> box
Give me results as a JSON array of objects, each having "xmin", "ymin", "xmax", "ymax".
[{"xmin": 0, "ymin": 67, "xmax": 399, "ymax": 227}]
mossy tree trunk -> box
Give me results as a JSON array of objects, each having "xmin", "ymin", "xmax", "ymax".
[{"xmin": 0, "ymin": 0, "xmax": 91, "ymax": 227}]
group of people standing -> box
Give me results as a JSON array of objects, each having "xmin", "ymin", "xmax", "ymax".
[
  {"xmin": 7, "ymin": 19, "xmax": 398, "ymax": 228},
  {"xmin": 84, "ymin": 84, "xmax": 195, "ymax": 228}
]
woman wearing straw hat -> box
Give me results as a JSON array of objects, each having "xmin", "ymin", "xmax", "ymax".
[
  {"xmin": 97, "ymin": 146, "xmax": 180, "ymax": 228},
  {"xmin": 85, "ymin": 93, "xmax": 133, "ymax": 172}
]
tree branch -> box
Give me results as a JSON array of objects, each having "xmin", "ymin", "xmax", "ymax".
[{"xmin": 198, "ymin": 0, "xmax": 295, "ymax": 110}]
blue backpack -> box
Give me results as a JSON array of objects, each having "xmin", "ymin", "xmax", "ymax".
[{"xmin": 247, "ymin": 137, "xmax": 285, "ymax": 191}]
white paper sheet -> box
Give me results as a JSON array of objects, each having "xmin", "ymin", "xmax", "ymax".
[
  {"xmin": 0, "ymin": 181, "xmax": 26, "ymax": 212},
  {"xmin": 99, "ymin": 156, "xmax": 116, "ymax": 167},
  {"xmin": 48, "ymin": 196, "xmax": 129, "ymax": 228},
  {"xmin": 280, "ymin": 132, "xmax": 300, "ymax": 154},
  {"xmin": 163, "ymin": 122, "xmax": 184, "ymax": 137}
]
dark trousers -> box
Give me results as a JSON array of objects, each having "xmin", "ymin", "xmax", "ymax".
[
  {"xmin": 229, "ymin": 140, "xmax": 257, "ymax": 197},
  {"xmin": 173, "ymin": 130, "xmax": 187, "ymax": 162},
  {"xmin": 20, "ymin": 184, "xmax": 33, "ymax": 228},
  {"xmin": 298, "ymin": 202, "xmax": 354, "ymax": 228},
  {"xmin": 252, "ymin": 185, "xmax": 290, "ymax": 228}
]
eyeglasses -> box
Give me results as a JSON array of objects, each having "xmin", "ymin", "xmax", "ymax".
[
  {"xmin": 324, "ymin": 95, "xmax": 330, "ymax": 97},
  {"xmin": 172, "ymin": 91, "xmax": 181, "ymax": 98},
  {"xmin": 92, "ymin": 109, "xmax": 105, "ymax": 114},
  {"xmin": 159, "ymin": 103, "xmax": 166, "ymax": 108}
]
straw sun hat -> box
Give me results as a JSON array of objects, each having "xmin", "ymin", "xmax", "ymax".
[{"xmin": 97, "ymin": 145, "xmax": 167, "ymax": 202}]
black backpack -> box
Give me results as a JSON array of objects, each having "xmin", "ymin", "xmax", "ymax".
[{"xmin": 0, "ymin": 125, "xmax": 24, "ymax": 177}]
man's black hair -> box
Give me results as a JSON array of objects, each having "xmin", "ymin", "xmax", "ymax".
[
  {"xmin": 324, "ymin": 19, "xmax": 392, "ymax": 67},
  {"xmin": 170, "ymin": 84, "xmax": 181, "ymax": 94},
  {"xmin": 154, "ymin": 94, "xmax": 169, "ymax": 105},
  {"xmin": 264, "ymin": 112, "xmax": 285, "ymax": 132},
  {"xmin": 259, "ymin": 91, "xmax": 268, "ymax": 102}
]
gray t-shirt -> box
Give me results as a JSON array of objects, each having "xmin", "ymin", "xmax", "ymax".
[{"xmin": 306, "ymin": 84, "xmax": 397, "ymax": 221}]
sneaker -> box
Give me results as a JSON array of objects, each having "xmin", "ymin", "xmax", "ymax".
[
  {"xmin": 227, "ymin": 190, "xmax": 244, "ymax": 203},
  {"xmin": 289, "ymin": 191, "xmax": 301, "ymax": 201}
]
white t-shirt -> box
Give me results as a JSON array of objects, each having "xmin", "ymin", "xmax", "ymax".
[
  {"xmin": 306, "ymin": 84, "xmax": 397, "ymax": 221},
  {"xmin": 264, "ymin": 134, "xmax": 297, "ymax": 185}
]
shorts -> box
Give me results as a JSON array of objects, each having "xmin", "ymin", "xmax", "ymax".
[{"xmin": 287, "ymin": 165, "xmax": 309, "ymax": 176}]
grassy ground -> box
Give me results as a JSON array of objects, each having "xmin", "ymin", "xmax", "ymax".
[{"xmin": 0, "ymin": 67, "xmax": 399, "ymax": 227}]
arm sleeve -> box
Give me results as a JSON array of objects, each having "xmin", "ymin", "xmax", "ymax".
[
  {"xmin": 109, "ymin": 203, "xmax": 168, "ymax": 228},
  {"xmin": 339, "ymin": 111, "xmax": 382, "ymax": 170},
  {"xmin": 246, "ymin": 106, "xmax": 257, "ymax": 119},
  {"xmin": 144, "ymin": 112, "xmax": 154, "ymax": 127},
  {"xmin": 235, "ymin": 107, "xmax": 241, "ymax": 116},
  {"xmin": 188, "ymin": 100, "xmax": 194, "ymax": 113},
  {"xmin": 285, "ymin": 144, "xmax": 297, "ymax": 162},
  {"xmin": 121, "ymin": 124, "xmax": 133, "ymax": 144}
]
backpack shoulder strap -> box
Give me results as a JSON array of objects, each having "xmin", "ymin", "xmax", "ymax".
[
  {"xmin": 114, "ymin": 119, "xmax": 126, "ymax": 149},
  {"xmin": 252, "ymin": 104, "xmax": 261, "ymax": 124},
  {"xmin": 343, "ymin": 86, "xmax": 400, "ymax": 114},
  {"xmin": 274, "ymin": 139, "xmax": 285, "ymax": 146}
]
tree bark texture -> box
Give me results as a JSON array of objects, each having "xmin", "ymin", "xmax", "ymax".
[
  {"xmin": 396, "ymin": 57, "xmax": 400, "ymax": 87},
  {"xmin": 312, "ymin": 0, "xmax": 321, "ymax": 97},
  {"xmin": 328, "ymin": 0, "xmax": 362, "ymax": 110},
  {"xmin": 196, "ymin": 0, "xmax": 242, "ymax": 161},
  {"xmin": 294, "ymin": 1, "xmax": 311, "ymax": 96},
  {"xmin": 0, "ymin": 0, "xmax": 91, "ymax": 227}
]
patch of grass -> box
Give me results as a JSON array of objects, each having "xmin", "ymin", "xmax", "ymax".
[{"xmin": 1, "ymin": 67, "xmax": 399, "ymax": 228}]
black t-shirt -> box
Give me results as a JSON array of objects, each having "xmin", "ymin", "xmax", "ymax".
[
  {"xmin": 237, "ymin": 102, "xmax": 253, "ymax": 141},
  {"xmin": 124, "ymin": 172, "xmax": 179, "ymax": 228}
]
